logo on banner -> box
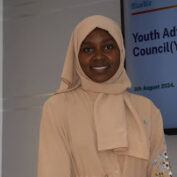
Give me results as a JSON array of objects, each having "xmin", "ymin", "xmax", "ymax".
[{"xmin": 131, "ymin": 1, "xmax": 152, "ymax": 10}]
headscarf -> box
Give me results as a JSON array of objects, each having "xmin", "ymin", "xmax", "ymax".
[{"xmin": 54, "ymin": 15, "xmax": 149, "ymax": 160}]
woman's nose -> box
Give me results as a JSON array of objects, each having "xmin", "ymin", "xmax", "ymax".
[{"xmin": 94, "ymin": 49, "xmax": 104, "ymax": 60}]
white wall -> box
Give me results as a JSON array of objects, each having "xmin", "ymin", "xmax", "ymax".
[
  {"xmin": 2, "ymin": 1, "xmax": 121, "ymax": 177},
  {"xmin": 0, "ymin": 0, "xmax": 2, "ymax": 177}
]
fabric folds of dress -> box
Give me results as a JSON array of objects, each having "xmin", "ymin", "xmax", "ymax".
[{"xmin": 54, "ymin": 15, "xmax": 149, "ymax": 160}]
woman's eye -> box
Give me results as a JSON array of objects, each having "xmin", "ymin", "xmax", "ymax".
[
  {"xmin": 104, "ymin": 44, "xmax": 114, "ymax": 50},
  {"xmin": 83, "ymin": 47, "xmax": 94, "ymax": 53}
]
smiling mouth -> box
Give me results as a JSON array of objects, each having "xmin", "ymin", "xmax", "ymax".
[{"xmin": 90, "ymin": 65, "xmax": 110, "ymax": 73}]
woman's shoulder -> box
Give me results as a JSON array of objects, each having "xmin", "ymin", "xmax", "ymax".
[
  {"xmin": 126, "ymin": 91, "xmax": 158, "ymax": 110},
  {"xmin": 125, "ymin": 91, "xmax": 161, "ymax": 123},
  {"xmin": 42, "ymin": 89, "xmax": 80, "ymax": 110},
  {"xmin": 43, "ymin": 92, "xmax": 66, "ymax": 107},
  {"xmin": 42, "ymin": 92, "xmax": 74, "ymax": 114}
]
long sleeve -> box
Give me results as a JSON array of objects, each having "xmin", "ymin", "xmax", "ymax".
[
  {"xmin": 37, "ymin": 100, "xmax": 72, "ymax": 177},
  {"xmin": 148, "ymin": 106, "xmax": 173, "ymax": 177}
]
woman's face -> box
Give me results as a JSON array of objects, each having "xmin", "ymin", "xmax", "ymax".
[{"xmin": 78, "ymin": 28, "xmax": 120, "ymax": 83}]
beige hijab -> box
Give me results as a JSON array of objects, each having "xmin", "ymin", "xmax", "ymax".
[{"xmin": 54, "ymin": 15, "xmax": 149, "ymax": 160}]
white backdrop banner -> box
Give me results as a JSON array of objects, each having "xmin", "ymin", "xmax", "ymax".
[{"xmin": 124, "ymin": 0, "xmax": 177, "ymax": 128}]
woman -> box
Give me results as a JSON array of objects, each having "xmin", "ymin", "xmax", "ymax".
[{"xmin": 37, "ymin": 15, "xmax": 172, "ymax": 177}]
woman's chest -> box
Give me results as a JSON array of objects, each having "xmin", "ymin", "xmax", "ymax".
[{"xmin": 64, "ymin": 105, "xmax": 148, "ymax": 177}]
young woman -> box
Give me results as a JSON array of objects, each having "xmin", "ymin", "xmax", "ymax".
[{"xmin": 38, "ymin": 15, "xmax": 172, "ymax": 177}]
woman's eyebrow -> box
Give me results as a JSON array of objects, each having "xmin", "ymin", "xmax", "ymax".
[
  {"xmin": 81, "ymin": 41, "xmax": 93, "ymax": 45},
  {"xmin": 102, "ymin": 38, "xmax": 114, "ymax": 43},
  {"xmin": 81, "ymin": 38, "xmax": 114, "ymax": 46}
]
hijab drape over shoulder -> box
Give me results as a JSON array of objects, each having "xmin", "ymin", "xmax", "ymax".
[{"xmin": 54, "ymin": 15, "xmax": 149, "ymax": 160}]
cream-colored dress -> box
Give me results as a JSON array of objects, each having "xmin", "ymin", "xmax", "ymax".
[
  {"xmin": 37, "ymin": 15, "xmax": 172, "ymax": 177},
  {"xmin": 38, "ymin": 87, "xmax": 172, "ymax": 177}
]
